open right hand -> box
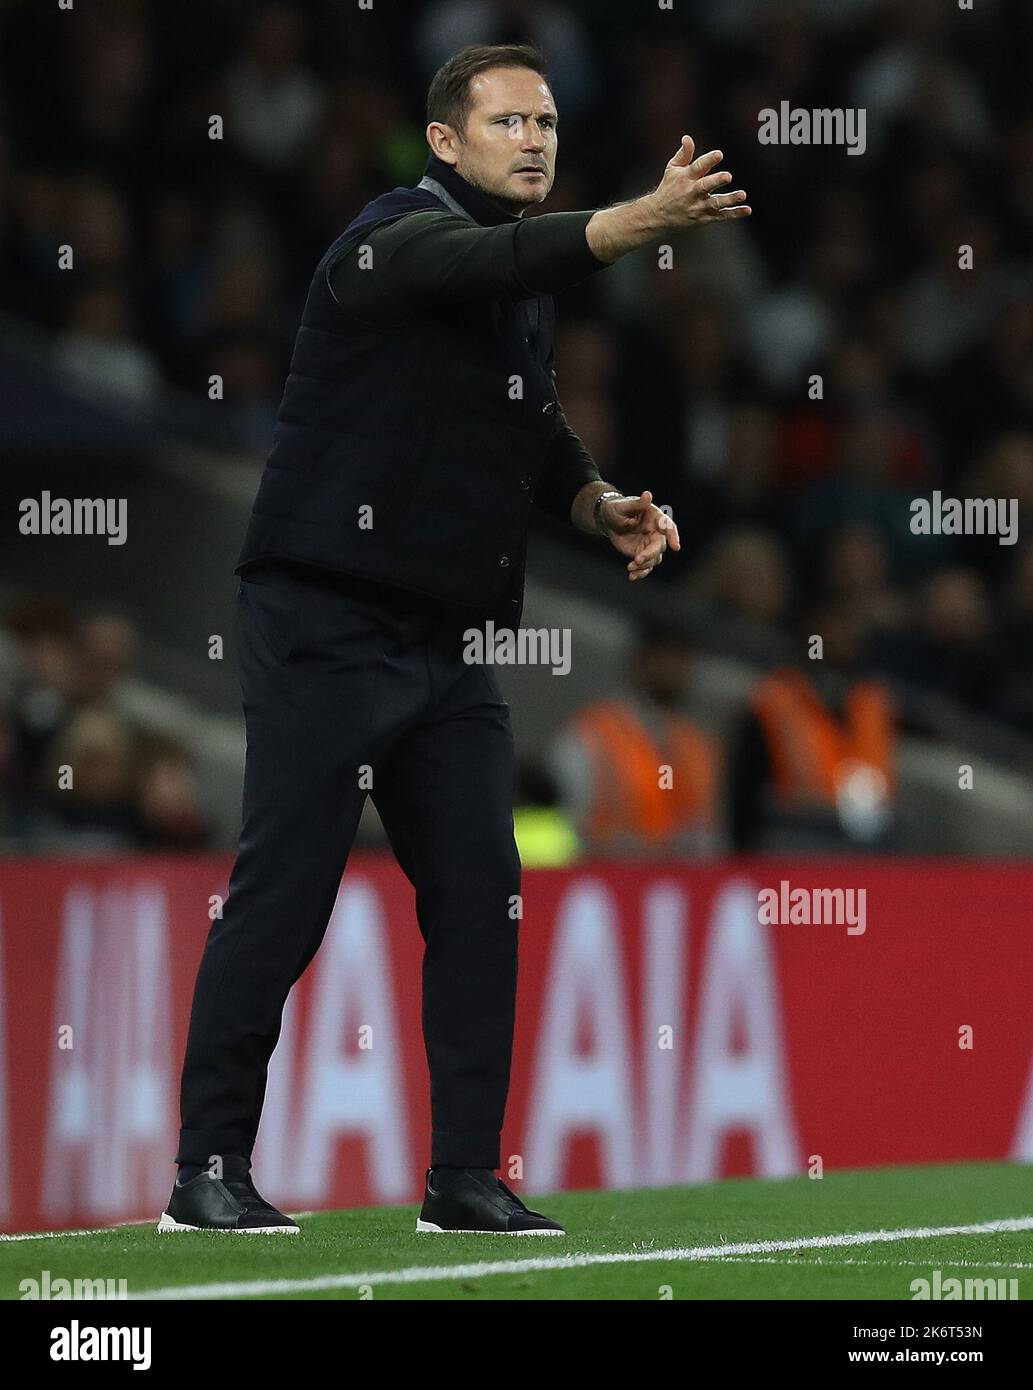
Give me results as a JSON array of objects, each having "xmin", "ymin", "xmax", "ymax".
[{"xmin": 649, "ymin": 136, "xmax": 751, "ymax": 229}]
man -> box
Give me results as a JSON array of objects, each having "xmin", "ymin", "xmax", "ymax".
[{"xmin": 159, "ymin": 42, "xmax": 750, "ymax": 1236}]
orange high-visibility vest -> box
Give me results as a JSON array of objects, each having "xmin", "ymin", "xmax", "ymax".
[
  {"xmin": 750, "ymin": 668, "xmax": 896, "ymax": 807},
  {"xmin": 572, "ymin": 699, "xmax": 716, "ymax": 843}
]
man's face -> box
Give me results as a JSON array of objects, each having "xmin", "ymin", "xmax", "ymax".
[{"xmin": 432, "ymin": 66, "xmax": 557, "ymax": 215}]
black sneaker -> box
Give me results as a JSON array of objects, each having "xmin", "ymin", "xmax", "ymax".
[
  {"xmin": 416, "ymin": 1167, "xmax": 565, "ymax": 1235},
  {"xmin": 157, "ymin": 1160, "xmax": 299, "ymax": 1235}
]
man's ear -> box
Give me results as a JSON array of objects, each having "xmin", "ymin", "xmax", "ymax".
[{"xmin": 426, "ymin": 121, "xmax": 460, "ymax": 166}]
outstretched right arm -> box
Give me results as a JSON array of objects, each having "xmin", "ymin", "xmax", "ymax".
[
  {"xmin": 329, "ymin": 136, "xmax": 750, "ymax": 320},
  {"xmin": 585, "ymin": 136, "xmax": 751, "ymax": 263}
]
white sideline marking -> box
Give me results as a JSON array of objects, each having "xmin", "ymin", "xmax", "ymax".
[
  {"xmin": 0, "ymin": 1220, "xmax": 153, "ymax": 1242},
  {"xmin": 715, "ymin": 1257, "xmax": 1033, "ymax": 1270},
  {"xmin": 128, "ymin": 1215, "xmax": 1033, "ymax": 1300},
  {"xmin": 0, "ymin": 1213, "xmax": 314, "ymax": 1242}
]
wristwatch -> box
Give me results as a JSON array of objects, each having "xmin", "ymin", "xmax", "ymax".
[{"xmin": 593, "ymin": 490, "xmax": 623, "ymax": 537}]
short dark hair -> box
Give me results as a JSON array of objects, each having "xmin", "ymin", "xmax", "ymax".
[{"xmin": 426, "ymin": 42, "xmax": 549, "ymax": 138}]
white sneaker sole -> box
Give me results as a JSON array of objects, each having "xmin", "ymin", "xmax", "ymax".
[
  {"xmin": 415, "ymin": 1219, "xmax": 564, "ymax": 1235},
  {"xmin": 156, "ymin": 1211, "xmax": 299, "ymax": 1234}
]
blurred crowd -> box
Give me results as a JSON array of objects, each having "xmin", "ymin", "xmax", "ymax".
[
  {"xmin": 1, "ymin": 0, "xmax": 1032, "ymax": 850},
  {"xmin": 529, "ymin": 612, "xmax": 901, "ymax": 863},
  {"xmin": 0, "ymin": 598, "xmax": 211, "ymax": 852}
]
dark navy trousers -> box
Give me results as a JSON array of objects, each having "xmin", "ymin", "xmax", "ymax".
[{"xmin": 175, "ymin": 561, "xmax": 521, "ymax": 1172}]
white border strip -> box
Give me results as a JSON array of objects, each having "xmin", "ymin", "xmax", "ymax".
[{"xmin": 127, "ymin": 1215, "xmax": 1033, "ymax": 1299}]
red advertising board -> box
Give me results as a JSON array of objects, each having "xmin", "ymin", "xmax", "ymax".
[{"xmin": 1, "ymin": 855, "xmax": 1032, "ymax": 1233}]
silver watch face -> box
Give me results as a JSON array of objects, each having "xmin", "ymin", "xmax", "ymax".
[{"xmin": 595, "ymin": 492, "xmax": 620, "ymax": 534}]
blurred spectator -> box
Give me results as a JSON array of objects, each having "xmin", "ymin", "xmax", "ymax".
[
  {"xmin": 4, "ymin": 598, "xmax": 83, "ymax": 795},
  {"xmin": 788, "ymin": 404, "xmax": 935, "ymax": 580},
  {"xmin": 36, "ymin": 705, "xmax": 140, "ymax": 852},
  {"xmin": 694, "ymin": 527, "xmax": 792, "ymax": 632},
  {"xmin": 223, "ymin": 4, "xmax": 324, "ymax": 172},
  {"xmin": 850, "ymin": 6, "xmax": 993, "ymax": 162},
  {"xmin": 957, "ymin": 432, "xmax": 1033, "ymax": 582},
  {"xmin": 936, "ymin": 304, "xmax": 1033, "ymax": 478},
  {"xmin": 67, "ymin": 176, "xmax": 134, "ymax": 275},
  {"xmin": 75, "ymin": 611, "xmax": 137, "ymax": 703},
  {"xmin": 75, "ymin": 608, "xmax": 228, "ymax": 765},
  {"xmin": 549, "ymin": 622, "xmax": 719, "ymax": 859},
  {"xmin": 53, "ymin": 278, "xmax": 161, "ymax": 404},
  {"xmin": 731, "ymin": 602, "xmax": 899, "ymax": 852},
  {"xmin": 146, "ymin": 188, "xmax": 211, "ymax": 362},
  {"xmin": 902, "ymin": 213, "xmax": 1004, "ymax": 376},
  {"xmin": 816, "ymin": 522, "xmax": 908, "ymax": 642},
  {"xmin": 67, "ymin": 1, "xmax": 153, "ymax": 166},
  {"xmin": 135, "ymin": 734, "xmax": 210, "ymax": 851},
  {"xmin": 872, "ymin": 568, "xmax": 999, "ymax": 713},
  {"xmin": 550, "ymin": 318, "xmax": 620, "ymax": 475},
  {"xmin": 0, "ymin": 168, "xmax": 69, "ymax": 328}
]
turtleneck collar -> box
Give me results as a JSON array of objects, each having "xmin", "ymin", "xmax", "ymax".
[{"xmin": 418, "ymin": 151, "xmax": 523, "ymax": 228}]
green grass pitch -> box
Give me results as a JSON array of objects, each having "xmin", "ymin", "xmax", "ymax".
[{"xmin": 2, "ymin": 1162, "xmax": 1031, "ymax": 1300}]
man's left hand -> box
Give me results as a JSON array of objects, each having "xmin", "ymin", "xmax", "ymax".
[{"xmin": 601, "ymin": 490, "xmax": 681, "ymax": 581}]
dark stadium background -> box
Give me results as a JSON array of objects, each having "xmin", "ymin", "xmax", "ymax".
[
  {"xmin": 2, "ymin": 0, "xmax": 1032, "ymax": 856},
  {"xmin": 2, "ymin": 0, "xmax": 1033, "ymax": 1245}
]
